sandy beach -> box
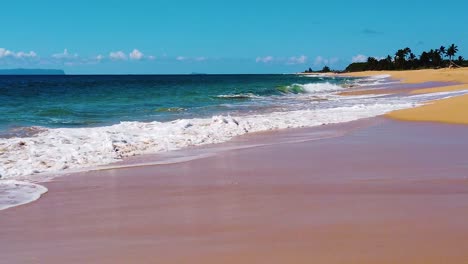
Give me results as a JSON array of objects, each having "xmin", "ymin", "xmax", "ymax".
[
  {"xmin": 1, "ymin": 119, "xmax": 468, "ymax": 263},
  {"xmin": 1, "ymin": 69, "xmax": 468, "ymax": 263},
  {"xmin": 3, "ymin": 1, "xmax": 468, "ymax": 262},
  {"xmin": 343, "ymin": 68, "xmax": 468, "ymax": 124}
]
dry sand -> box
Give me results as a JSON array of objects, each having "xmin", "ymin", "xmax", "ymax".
[
  {"xmin": 388, "ymin": 94, "xmax": 468, "ymax": 124},
  {"xmin": 1, "ymin": 120, "xmax": 468, "ymax": 263},
  {"xmin": 343, "ymin": 68, "xmax": 468, "ymax": 124}
]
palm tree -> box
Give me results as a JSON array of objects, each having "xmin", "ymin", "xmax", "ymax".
[
  {"xmin": 386, "ymin": 55, "xmax": 392, "ymax": 62},
  {"xmin": 321, "ymin": 66, "xmax": 331, "ymax": 73},
  {"xmin": 420, "ymin": 51, "xmax": 430, "ymax": 67},
  {"xmin": 439, "ymin": 46, "xmax": 446, "ymax": 56},
  {"xmin": 367, "ymin": 57, "xmax": 378, "ymax": 64},
  {"xmin": 395, "ymin": 49, "xmax": 409, "ymax": 69},
  {"xmin": 404, "ymin": 47, "xmax": 412, "ymax": 58},
  {"xmin": 455, "ymin": 56, "xmax": 465, "ymax": 67},
  {"xmin": 446, "ymin": 44, "xmax": 459, "ymax": 64},
  {"xmin": 428, "ymin": 49, "xmax": 442, "ymax": 67}
]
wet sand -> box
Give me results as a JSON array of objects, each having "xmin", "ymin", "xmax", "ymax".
[
  {"xmin": 344, "ymin": 68, "xmax": 468, "ymax": 84},
  {"xmin": 338, "ymin": 81, "xmax": 454, "ymax": 96},
  {"xmin": 1, "ymin": 119, "xmax": 468, "ymax": 263},
  {"xmin": 342, "ymin": 68, "xmax": 468, "ymax": 124}
]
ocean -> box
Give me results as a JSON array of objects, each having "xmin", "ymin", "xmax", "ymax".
[
  {"xmin": 1, "ymin": 73, "xmax": 466, "ymax": 209},
  {"xmin": 0, "ymin": 74, "xmax": 358, "ymax": 132}
]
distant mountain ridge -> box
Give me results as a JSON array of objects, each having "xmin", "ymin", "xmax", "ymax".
[{"xmin": 0, "ymin": 69, "xmax": 65, "ymax": 75}]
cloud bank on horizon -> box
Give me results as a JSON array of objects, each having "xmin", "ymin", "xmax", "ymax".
[{"xmin": 0, "ymin": 47, "xmax": 350, "ymax": 72}]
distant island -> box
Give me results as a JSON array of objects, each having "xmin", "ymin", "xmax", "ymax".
[{"xmin": 0, "ymin": 69, "xmax": 65, "ymax": 75}]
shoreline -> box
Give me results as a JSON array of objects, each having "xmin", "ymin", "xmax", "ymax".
[
  {"xmin": 0, "ymin": 117, "xmax": 379, "ymax": 211},
  {"xmin": 2, "ymin": 68, "xmax": 468, "ymax": 209},
  {"xmin": 2, "ymin": 118, "xmax": 468, "ymax": 263},
  {"xmin": 341, "ymin": 68, "xmax": 468, "ymax": 124},
  {"xmin": 2, "ymin": 69, "xmax": 468, "ymax": 262}
]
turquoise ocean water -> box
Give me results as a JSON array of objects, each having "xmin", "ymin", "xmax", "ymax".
[{"xmin": 0, "ymin": 74, "xmax": 351, "ymax": 135}]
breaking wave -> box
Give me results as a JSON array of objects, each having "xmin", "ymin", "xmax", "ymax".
[
  {"xmin": 0, "ymin": 102, "xmax": 415, "ymax": 179},
  {"xmin": 277, "ymin": 82, "xmax": 344, "ymax": 94}
]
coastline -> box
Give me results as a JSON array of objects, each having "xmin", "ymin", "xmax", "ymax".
[
  {"xmin": 341, "ymin": 68, "xmax": 468, "ymax": 124},
  {"xmin": 1, "ymin": 69, "xmax": 468, "ymax": 262},
  {"xmin": 2, "ymin": 70, "xmax": 466, "ymax": 184},
  {"xmin": 342, "ymin": 68, "xmax": 468, "ymax": 84},
  {"xmin": 4, "ymin": 1, "xmax": 468, "ymax": 262}
]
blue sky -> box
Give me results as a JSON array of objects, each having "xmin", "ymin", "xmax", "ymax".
[{"xmin": 1, "ymin": 0, "xmax": 467, "ymax": 74}]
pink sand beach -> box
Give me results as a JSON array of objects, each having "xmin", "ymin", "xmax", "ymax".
[{"xmin": 2, "ymin": 118, "xmax": 468, "ymax": 263}]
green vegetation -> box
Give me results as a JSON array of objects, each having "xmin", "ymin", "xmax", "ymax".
[
  {"xmin": 344, "ymin": 44, "xmax": 467, "ymax": 72},
  {"xmin": 303, "ymin": 66, "xmax": 332, "ymax": 73}
]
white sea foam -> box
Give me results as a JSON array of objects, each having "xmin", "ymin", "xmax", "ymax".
[
  {"xmin": 300, "ymin": 82, "xmax": 344, "ymax": 93},
  {"xmin": 408, "ymin": 90, "xmax": 468, "ymax": 100},
  {"xmin": 366, "ymin": 74, "xmax": 392, "ymax": 80},
  {"xmin": 351, "ymin": 74, "xmax": 397, "ymax": 87},
  {"xmin": 216, "ymin": 93, "xmax": 259, "ymax": 99},
  {"xmin": 0, "ymin": 180, "xmax": 48, "ymax": 210},
  {"xmin": 281, "ymin": 82, "xmax": 344, "ymax": 94},
  {"xmin": 0, "ymin": 101, "xmax": 415, "ymax": 179}
]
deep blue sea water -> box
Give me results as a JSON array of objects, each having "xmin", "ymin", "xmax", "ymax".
[{"xmin": 0, "ymin": 74, "xmax": 351, "ymax": 134}]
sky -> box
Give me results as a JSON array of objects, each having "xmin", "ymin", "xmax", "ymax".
[{"xmin": 1, "ymin": 0, "xmax": 467, "ymax": 74}]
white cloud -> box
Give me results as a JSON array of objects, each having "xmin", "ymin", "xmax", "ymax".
[
  {"xmin": 0, "ymin": 48, "xmax": 37, "ymax": 59},
  {"xmin": 314, "ymin": 56, "xmax": 327, "ymax": 66},
  {"xmin": 148, "ymin": 55, "xmax": 156, "ymax": 60},
  {"xmin": 256, "ymin": 56, "xmax": 274, "ymax": 63},
  {"xmin": 109, "ymin": 51, "xmax": 127, "ymax": 60},
  {"xmin": 96, "ymin": 54, "xmax": 104, "ymax": 61},
  {"xmin": 287, "ymin": 55, "xmax": 307, "ymax": 65},
  {"xmin": 314, "ymin": 56, "xmax": 340, "ymax": 66},
  {"xmin": 329, "ymin": 57, "xmax": 339, "ymax": 64},
  {"xmin": 52, "ymin": 49, "xmax": 78, "ymax": 60},
  {"xmin": 351, "ymin": 54, "xmax": 386, "ymax": 63},
  {"xmin": 16, "ymin": 51, "xmax": 37, "ymax": 58},
  {"xmin": 129, "ymin": 49, "xmax": 144, "ymax": 60},
  {"xmin": 175, "ymin": 56, "xmax": 207, "ymax": 62},
  {"xmin": 351, "ymin": 54, "xmax": 368, "ymax": 63}
]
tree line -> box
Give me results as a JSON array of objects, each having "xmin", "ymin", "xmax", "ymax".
[
  {"xmin": 345, "ymin": 44, "xmax": 466, "ymax": 72},
  {"xmin": 303, "ymin": 66, "xmax": 331, "ymax": 73}
]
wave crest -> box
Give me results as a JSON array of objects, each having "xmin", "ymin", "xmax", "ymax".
[
  {"xmin": 154, "ymin": 107, "xmax": 186, "ymax": 113},
  {"xmin": 277, "ymin": 82, "xmax": 343, "ymax": 94}
]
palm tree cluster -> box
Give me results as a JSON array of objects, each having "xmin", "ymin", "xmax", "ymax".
[{"xmin": 345, "ymin": 44, "xmax": 465, "ymax": 72}]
